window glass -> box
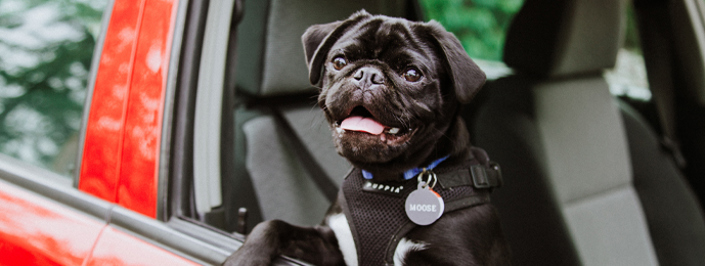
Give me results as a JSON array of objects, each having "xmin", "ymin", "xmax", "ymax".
[
  {"xmin": 419, "ymin": 0, "xmax": 522, "ymax": 79},
  {"xmin": 0, "ymin": 0, "xmax": 108, "ymax": 178},
  {"xmin": 605, "ymin": 5, "xmax": 651, "ymax": 104},
  {"xmin": 421, "ymin": 0, "xmax": 651, "ymax": 102},
  {"xmin": 604, "ymin": 6, "xmax": 651, "ymax": 102},
  {"xmin": 419, "ymin": 0, "xmax": 524, "ymax": 61}
]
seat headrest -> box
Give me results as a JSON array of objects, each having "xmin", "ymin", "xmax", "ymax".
[
  {"xmin": 235, "ymin": 0, "xmax": 414, "ymax": 97},
  {"xmin": 503, "ymin": 0, "xmax": 627, "ymax": 77}
]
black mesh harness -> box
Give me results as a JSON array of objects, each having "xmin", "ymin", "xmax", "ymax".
[{"xmin": 338, "ymin": 148, "xmax": 502, "ymax": 265}]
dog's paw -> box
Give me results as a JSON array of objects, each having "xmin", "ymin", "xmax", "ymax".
[{"xmin": 222, "ymin": 246, "xmax": 273, "ymax": 266}]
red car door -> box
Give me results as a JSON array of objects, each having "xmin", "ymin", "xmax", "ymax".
[
  {"xmin": 0, "ymin": 0, "xmax": 221, "ymax": 264},
  {"xmin": 79, "ymin": 0, "xmax": 177, "ymax": 219},
  {"xmin": 0, "ymin": 178, "xmax": 104, "ymax": 265}
]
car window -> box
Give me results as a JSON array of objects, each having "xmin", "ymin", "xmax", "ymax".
[
  {"xmin": 422, "ymin": 0, "xmax": 650, "ymax": 103},
  {"xmin": 419, "ymin": 0, "xmax": 522, "ymax": 79},
  {"xmin": 604, "ymin": 6, "xmax": 651, "ymax": 102},
  {"xmin": 0, "ymin": 0, "xmax": 108, "ymax": 180},
  {"xmin": 419, "ymin": 0, "xmax": 523, "ymax": 61}
]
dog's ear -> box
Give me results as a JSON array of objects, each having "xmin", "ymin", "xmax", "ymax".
[
  {"xmin": 426, "ymin": 21, "xmax": 486, "ymax": 104},
  {"xmin": 302, "ymin": 10, "xmax": 371, "ymax": 86}
]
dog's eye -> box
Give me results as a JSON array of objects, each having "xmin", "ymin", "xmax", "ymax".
[
  {"xmin": 402, "ymin": 67, "xmax": 421, "ymax": 82},
  {"xmin": 332, "ymin": 57, "xmax": 348, "ymax": 70}
]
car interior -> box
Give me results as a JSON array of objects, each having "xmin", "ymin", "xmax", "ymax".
[{"xmin": 188, "ymin": 0, "xmax": 705, "ymax": 264}]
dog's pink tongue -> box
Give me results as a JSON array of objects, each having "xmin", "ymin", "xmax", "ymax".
[{"xmin": 340, "ymin": 116, "xmax": 385, "ymax": 135}]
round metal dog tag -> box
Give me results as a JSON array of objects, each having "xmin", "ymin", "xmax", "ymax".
[{"xmin": 405, "ymin": 181, "xmax": 445, "ymax": 226}]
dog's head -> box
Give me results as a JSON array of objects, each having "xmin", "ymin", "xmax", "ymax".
[{"xmin": 303, "ymin": 10, "xmax": 486, "ymax": 179}]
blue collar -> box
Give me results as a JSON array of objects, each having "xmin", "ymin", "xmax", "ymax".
[{"xmin": 361, "ymin": 155, "xmax": 450, "ymax": 180}]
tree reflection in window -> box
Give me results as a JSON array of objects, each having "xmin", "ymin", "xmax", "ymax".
[{"xmin": 0, "ymin": 0, "xmax": 107, "ymax": 178}]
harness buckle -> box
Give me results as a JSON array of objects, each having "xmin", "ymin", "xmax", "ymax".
[{"xmin": 471, "ymin": 162, "xmax": 502, "ymax": 189}]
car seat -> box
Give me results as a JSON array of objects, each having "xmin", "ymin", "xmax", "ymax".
[
  {"xmin": 469, "ymin": 0, "xmax": 705, "ymax": 265},
  {"xmin": 228, "ymin": 0, "xmax": 422, "ymax": 229}
]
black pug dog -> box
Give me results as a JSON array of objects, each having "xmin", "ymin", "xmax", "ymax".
[{"xmin": 225, "ymin": 10, "xmax": 509, "ymax": 266}]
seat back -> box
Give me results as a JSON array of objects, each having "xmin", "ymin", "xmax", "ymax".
[
  {"xmin": 230, "ymin": 0, "xmax": 419, "ymax": 227},
  {"xmin": 471, "ymin": 0, "xmax": 705, "ymax": 264}
]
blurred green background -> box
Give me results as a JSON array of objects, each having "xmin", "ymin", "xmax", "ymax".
[
  {"xmin": 420, "ymin": 0, "xmax": 524, "ymax": 61},
  {"xmin": 420, "ymin": 0, "xmax": 642, "ymax": 61},
  {"xmin": 0, "ymin": 0, "xmax": 107, "ymax": 177}
]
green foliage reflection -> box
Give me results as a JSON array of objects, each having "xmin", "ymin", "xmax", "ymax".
[{"xmin": 0, "ymin": 0, "xmax": 107, "ymax": 177}]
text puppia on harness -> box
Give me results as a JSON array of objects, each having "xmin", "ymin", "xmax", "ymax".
[{"xmin": 339, "ymin": 147, "xmax": 502, "ymax": 265}]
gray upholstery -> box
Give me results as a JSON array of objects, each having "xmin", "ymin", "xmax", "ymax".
[
  {"xmin": 471, "ymin": 0, "xmax": 705, "ymax": 264},
  {"xmin": 235, "ymin": 0, "xmax": 408, "ymax": 97},
  {"xmin": 562, "ymin": 186, "xmax": 657, "ymax": 265},
  {"xmin": 534, "ymin": 78, "xmax": 632, "ymax": 203},
  {"xmin": 473, "ymin": 77, "xmax": 660, "ymax": 265},
  {"xmin": 621, "ymin": 102, "xmax": 705, "ymax": 266},
  {"xmin": 243, "ymin": 105, "xmax": 349, "ymax": 225},
  {"xmin": 472, "ymin": 77, "xmax": 583, "ymax": 265},
  {"xmin": 534, "ymin": 77, "xmax": 658, "ymax": 265},
  {"xmin": 503, "ymin": 0, "xmax": 626, "ymax": 77}
]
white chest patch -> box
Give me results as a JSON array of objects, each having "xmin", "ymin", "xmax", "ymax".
[
  {"xmin": 393, "ymin": 238, "xmax": 429, "ymax": 266},
  {"xmin": 327, "ymin": 213, "xmax": 357, "ymax": 266},
  {"xmin": 327, "ymin": 213, "xmax": 430, "ymax": 266}
]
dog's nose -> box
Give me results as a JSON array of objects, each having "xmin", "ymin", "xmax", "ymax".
[{"xmin": 353, "ymin": 67, "xmax": 385, "ymax": 87}]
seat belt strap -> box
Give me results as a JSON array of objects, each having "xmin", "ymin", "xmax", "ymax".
[
  {"xmin": 271, "ymin": 108, "xmax": 339, "ymax": 202},
  {"xmin": 635, "ymin": 3, "xmax": 687, "ymax": 168}
]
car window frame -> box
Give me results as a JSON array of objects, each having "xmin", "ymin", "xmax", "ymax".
[
  {"xmin": 0, "ymin": 0, "xmax": 241, "ymax": 264},
  {"xmin": 192, "ymin": 0, "xmax": 235, "ymax": 219},
  {"xmin": 74, "ymin": 0, "xmax": 116, "ymax": 187},
  {"xmin": 164, "ymin": 0, "xmax": 248, "ymax": 263},
  {"xmin": 163, "ymin": 0, "xmax": 315, "ymax": 264}
]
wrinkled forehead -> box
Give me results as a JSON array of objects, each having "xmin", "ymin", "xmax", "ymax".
[{"xmin": 330, "ymin": 17, "xmax": 440, "ymax": 69}]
